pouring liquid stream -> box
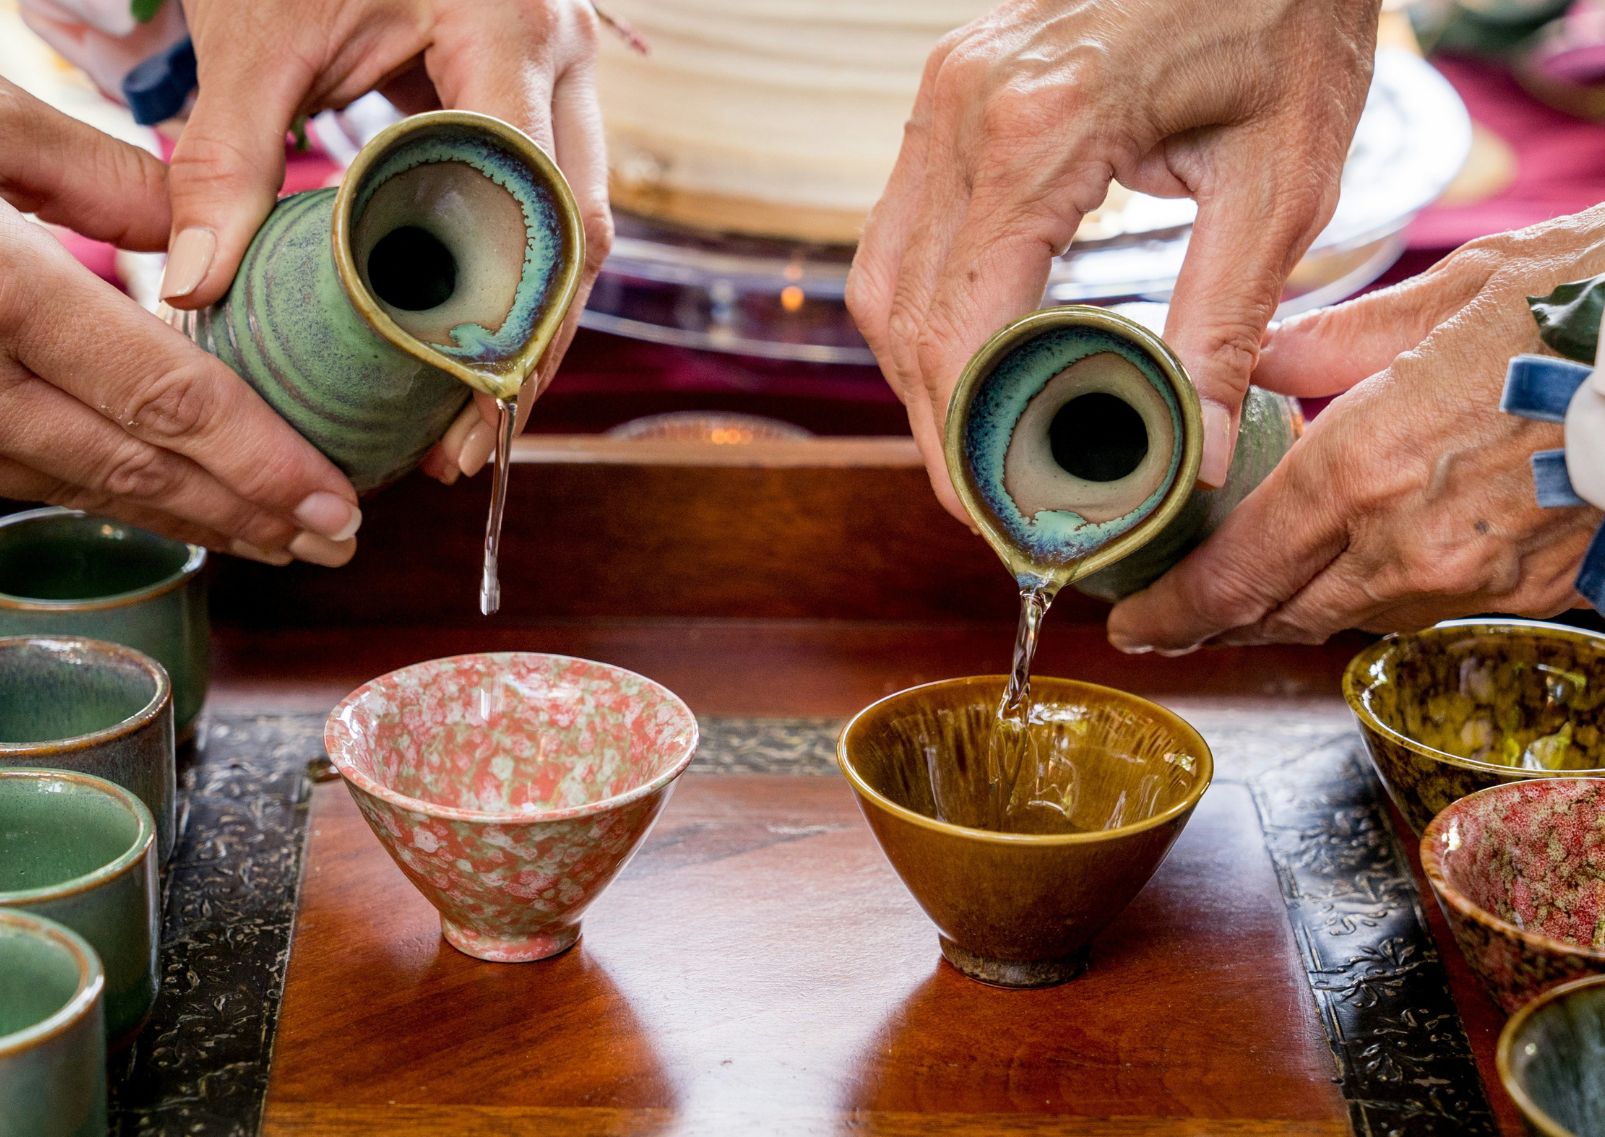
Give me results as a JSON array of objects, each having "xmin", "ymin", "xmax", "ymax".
[
  {"xmin": 478, "ymin": 395, "xmax": 520, "ymax": 616},
  {"xmin": 983, "ymin": 582, "xmax": 1060, "ymax": 830}
]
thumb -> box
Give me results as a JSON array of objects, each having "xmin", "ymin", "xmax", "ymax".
[
  {"xmin": 0, "ymin": 79, "xmax": 169, "ymax": 250},
  {"xmin": 160, "ymin": 53, "xmax": 311, "ymax": 307},
  {"xmin": 1165, "ymin": 173, "xmax": 1331, "ymax": 488},
  {"xmin": 1254, "ymin": 257, "xmax": 1494, "ymax": 398}
]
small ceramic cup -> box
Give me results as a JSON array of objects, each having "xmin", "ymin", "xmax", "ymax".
[
  {"xmin": 326, "ymin": 652, "xmax": 699, "ymax": 962},
  {"xmin": 0, "ymin": 769, "xmax": 161, "ymax": 1047},
  {"xmin": 839, "ymin": 676, "xmax": 1212, "ymax": 988},
  {"xmin": 1345, "ymin": 618, "xmax": 1605, "ymax": 833},
  {"xmin": 0, "ymin": 635, "xmax": 177, "ymax": 862},
  {"xmin": 0, "ymin": 910, "xmax": 107, "ymax": 1137},
  {"xmin": 1421, "ymin": 777, "xmax": 1605, "ymax": 1013},
  {"xmin": 0, "ymin": 507, "xmax": 207, "ymax": 738},
  {"xmin": 1498, "ymin": 973, "xmax": 1605, "ymax": 1137}
]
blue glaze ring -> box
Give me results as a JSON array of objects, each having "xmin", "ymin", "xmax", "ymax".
[
  {"xmin": 1501, "ymin": 354, "xmax": 1605, "ymax": 613},
  {"xmin": 962, "ymin": 326, "xmax": 1184, "ymax": 567}
]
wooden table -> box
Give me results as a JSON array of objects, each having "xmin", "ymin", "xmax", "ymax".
[{"xmin": 88, "ymin": 442, "xmax": 1545, "ymax": 1135}]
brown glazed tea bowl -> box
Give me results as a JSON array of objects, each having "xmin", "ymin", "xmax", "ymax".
[
  {"xmin": 838, "ymin": 676, "xmax": 1212, "ymax": 988},
  {"xmin": 326, "ymin": 653, "xmax": 698, "ymax": 963},
  {"xmin": 1499, "ymin": 974, "xmax": 1605, "ymax": 1137},
  {"xmin": 1345, "ymin": 619, "xmax": 1605, "ymax": 834},
  {"xmin": 1421, "ymin": 777, "xmax": 1605, "ymax": 1013}
]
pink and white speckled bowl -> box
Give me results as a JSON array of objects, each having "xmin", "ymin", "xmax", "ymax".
[
  {"xmin": 325, "ymin": 653, "xmax": 698, "ymax": 962},
  {"xmin": 1421, "ymin": 777, "xmax": 1605, "ymax": 1013}
]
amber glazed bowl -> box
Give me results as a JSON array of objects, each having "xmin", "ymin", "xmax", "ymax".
[
  {"xmin": 1345, "ymin": 619, "xmax": 1605, "ymax": 834},
  {"xmin": 838, "ymin": 676, "xmax": 1212, "ymax": 988},
  {"xmin": 1499, "ymin": 974, "xmax": 1605, "ymax": 1137},
  {"xmin": 326, "ymin": 653, "xmax": 698, "ymax": 963},
  {"xmin": 1421, "ymin": 777, "xmax": 1605, "ymax": 1013}
]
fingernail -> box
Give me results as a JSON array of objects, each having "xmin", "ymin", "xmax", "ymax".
[
  {"xmin": 160, "ymin": 228, "xmax": 216, "ymax": 300},
  {"xmin": 288, "ymin": 531, "xmax": 357, "ymax": 568},
  {"xmin": 458, "ymin": 423, "xmax": 497, "ymax": 478},
  {"xmin": 228, "ymin": 540, "xmax": 292, "ymax": 567},
  {"xmin": 1198, "ymin": 401, "xmax": 1234, "ymax": 489},
  {"xmin": 293, "ymin": 493, "xmax": 361, "ymax": 541},
  {"xmin": 1112, "ymin": 641, "xmax": 1153, "ymax": 655},
  {"xmin": 1156, "ymin": 644, "xmax": 1200, "ymax": 658}
]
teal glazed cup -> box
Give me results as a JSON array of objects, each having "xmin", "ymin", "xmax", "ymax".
[
  {"xmin": 0, "ymin": 635, "xmax": 177, "ymax": 862},
  {"xmin": 0, "ymin": 910, "xmax": 107, "ymax": 1137},
  {"xmin": 167, "ymin": 110, "xmax": 585, "ymax": 491},
  {"xmin": 0, "ymin": 770, "xmax": 160, "ymax": 1047},
  {"xmin": 1499, "ymin": 974, "xmax": 1605, "ymax": 1137},
  {"xmin": 0, "ymin": 506, "xmax": 207, "ymax": 738},
  {"xmin": 944, "ymin": 305, "xmax": 1300, "ymax": 599}
]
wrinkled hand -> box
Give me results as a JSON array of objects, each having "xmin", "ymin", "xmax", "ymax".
[
  {"xmin": 0, "ymin": 80, "xmax": 360, "ymax": 565},
  {"xmin": 846, "ymin": 0, "xmax": 1380, "ymax": 519},
  {"xmin": 1108, "ymin": 208, "xmax": 1605, "ymax": 652},
  {"xmin": 162, "ymin": 0, "xmax": 612, "ymax": 482}
]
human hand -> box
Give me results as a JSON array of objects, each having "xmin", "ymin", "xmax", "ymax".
[
  {"xmin": 0, "ymin": 80, "xmax": 360, "ymax": 565},
  {"xmin": 160, "ymin": 0, "xmax": 613, "ymax": 483},
  {"xmin": 1107, "ymin": 208, "xmax": 1605, "ymax": 652},
  {"xmin": 846, "ymin": 0, "xmax": 1381, "ymax": 520}
]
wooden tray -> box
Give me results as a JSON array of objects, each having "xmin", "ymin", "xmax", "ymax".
[{"xmin": 106, "ymin": 708, "xmax": 1526, "ymax": 1135}]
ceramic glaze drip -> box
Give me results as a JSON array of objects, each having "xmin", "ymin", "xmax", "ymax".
[{"xmin": 478, "ymin": 397, "xmax": 519, "ymax": 616}]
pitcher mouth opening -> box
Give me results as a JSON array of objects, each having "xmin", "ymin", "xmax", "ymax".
[
  {"xmin": 331, "ymin": 110, "xmax": 586, "ymax": 401},
  {"xmin": 944, "ymin": 306, "xmax": 1202, "ymax": 584}
]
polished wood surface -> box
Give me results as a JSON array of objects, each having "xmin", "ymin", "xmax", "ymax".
[
  {"xmin": 263, "ymin": 774, "xmax": 1349, "ymax": 1136},
  {"xmin": 209, "ymin": 621, "xmax": 1367, "ymax": 717}
]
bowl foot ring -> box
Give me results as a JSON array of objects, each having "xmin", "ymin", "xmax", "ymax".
[
  {"xmin": 441, "ymin": 919, "xmax": 581, "ymax": 963},
  {"xmin": 939, "ymin": 936, "xmax": 1089, "ymax": 988}
]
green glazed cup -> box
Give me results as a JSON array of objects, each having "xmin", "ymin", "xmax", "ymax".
[
  {"xmin": 0, "ymin": 506, "xmax": 206, "ymax": 738},
  {"xmin": 167, "ymin": 110, "xmax": 585, "ymax": 492},
  {"xmin": 0, "ymin": 770, "xmax": 159, "ymax": 1048},
  {"xmin": 0, "ymin": 635, "xmax": 177, "ymax": 862},
  {"xmin": 944, "ymin": 305, "xmax": 1299, "ymax": 599},
  {"xmin": 0, "ymin": 910, "xmax": 107, "ymax": 1137}
]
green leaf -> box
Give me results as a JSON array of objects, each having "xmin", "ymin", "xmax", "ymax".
[
  {"xmin": 1528, "ymin": 273, "xmax": 1605, "ymax": 364},
  {"xmin": 130, "ymin": 0, "xmax": 164, "ymax": 23}
]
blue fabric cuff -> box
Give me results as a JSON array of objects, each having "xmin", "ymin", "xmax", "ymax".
[
  {"xmin": 123, "ymin": 36, "xmax": 196, "ymax": 127},
  {"xmin": 1501, "ymin": 354, "xmax": 1591, "ymax": 423}
]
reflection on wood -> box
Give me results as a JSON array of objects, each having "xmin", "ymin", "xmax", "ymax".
[{"xmin": 263, "ymin": 775, "xmax": 1347, "ymax": 1134}]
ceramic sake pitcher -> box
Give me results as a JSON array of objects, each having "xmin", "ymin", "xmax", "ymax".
[
  {"xmin": 945, "ymin": 305, "xmax": 1300, "ymax": 600},
  {"xmin": 167, "ymin": 111, "xmax": 585, "ymax": 492}
]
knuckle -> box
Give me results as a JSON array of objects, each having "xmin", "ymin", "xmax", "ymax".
[
  {"xmin": 226, "ymin": 446, "xmax": 308, "ymax": 508},
  {"xmin": 114, "ymin": 369, "xmax": 214, "ymax": 441},
  {"xmin": 580, "ymin": 204, "xmax": 613, "ymax": 275},
  {"xmin": 97, "ymin": 442, "xmax": 179, "ymax": 500}
]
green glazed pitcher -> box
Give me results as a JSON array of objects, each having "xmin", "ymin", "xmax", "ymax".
[
  {"xmin": 167, "ymin": 111, "xmax": 585, "ymax": 492},
  {"xmin": 945, "ymin": 305, "xmax": 1300, "ymax": 600}
]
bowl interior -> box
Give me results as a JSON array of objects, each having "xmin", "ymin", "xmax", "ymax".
[
  {"xmin": 0, "ymin": 918, "xmax": 91, "ymax": 1039},
  {"xmin": 1506, "ymin": 979, "xmax": 1605, "ymax": 1137},
  {"xmin": 0, "ymin": 774, "xmax": 145, "ymax": 894},
  {"xmin": 0, "ymin": 639, "xmax": 160, "ymax": 744},
  {"xmin": 0, "ymin": 512, "xmax": 193, "ymax": 602},
  {"xmin": 844, "ymin": 677, "xmax": 1207, "ymax": 835},
  {"xmin": 328, "ymin": 654, "xmax": 697, "ymax": 814},
  {"xmin": 1436, "ymin": 779, "xmax": 1605, "ymax": 950},
  {"xmin": 1354, "ymin": 624, "xmax": 1605, "ymax": 772}
]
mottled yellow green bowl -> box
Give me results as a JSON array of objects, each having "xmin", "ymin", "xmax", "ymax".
[
  {"xmin": 1345, "ymin": 619, "xmax": 1605, "ymax": 835},
  {"xmin": 839, "ymin": 676, "xmax": 1211, "ymax": 988}
]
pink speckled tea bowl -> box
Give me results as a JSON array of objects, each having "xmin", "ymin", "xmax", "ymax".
[
  {"xmin": 325, "ymin": 653, "xmax": 698, "ymax": 963},
  {"xmin": 1420, "ymin": 777, "xmax": 1605, "ymax": 1013}
]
